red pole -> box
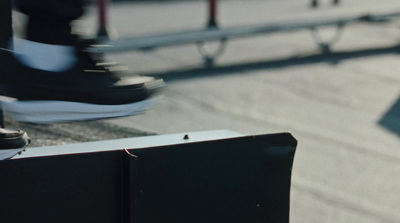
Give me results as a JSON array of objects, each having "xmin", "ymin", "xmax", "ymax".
[
  {"xmin": 207, "ymin": 0, "xmax": 218, "ymax": 27},
  {"xmin": 97, "ymin": 0, "xmax": 109, "ymax": 38}
]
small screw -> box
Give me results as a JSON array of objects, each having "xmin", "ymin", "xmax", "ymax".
[{"xmin": 183, "ymin": 134, "xmax": 189, "ymax": 140}]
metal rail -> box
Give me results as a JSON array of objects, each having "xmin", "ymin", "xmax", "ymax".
[{"xmin": 89, "ymin": 11, "xmax": 400, "ymax": 53}]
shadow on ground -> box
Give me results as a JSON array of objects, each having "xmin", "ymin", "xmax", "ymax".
[
  {"xmin": 144, "ymin": 44, "xmax": 400, "ymax": 137},
  {"xmin": 148, "ymin": 44, "xmax": 400, "ymax": 82},
  {"xmin": 379, "ymin": 95, "xmax": 400, "ymax": 137}
]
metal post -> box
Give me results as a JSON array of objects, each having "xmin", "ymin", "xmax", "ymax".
[
  {"xmin": 207, "ymin": 0, "xmax": 218, "ymax": 28},
  {"xmin": 97, "ymin": 0, "xmax": 110, "ymax": 39}
]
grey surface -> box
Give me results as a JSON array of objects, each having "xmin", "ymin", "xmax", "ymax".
[
  {"xmin": 14, "ymin": 129, "xmax": 242, "ymax": 158},
  {"xmin": 10, "ymin": 0, "xmax": 400, "ymax": 222}
]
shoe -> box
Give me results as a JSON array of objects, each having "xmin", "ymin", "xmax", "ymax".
[
  {"xmin": 0, "ymin": 128, "xmax": 30, "ymax": 160},
  {"xmin": 0, "ymin": 43, "xmax": 164, "ymax": 123}
]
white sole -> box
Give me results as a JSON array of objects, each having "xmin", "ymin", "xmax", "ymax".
[{"xmin": 0, "ymin": 95, "xmax": 161, "ymax": 124}]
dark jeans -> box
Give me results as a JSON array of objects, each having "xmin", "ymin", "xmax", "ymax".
[
  {"xmin": 0, "ymin": 0, "xmax": 13, "ymax": 48},
  {"xmin": 14, "ymin": 0, "xmax": 86, "ymax": 45}
]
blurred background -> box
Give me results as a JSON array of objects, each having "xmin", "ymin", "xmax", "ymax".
[{"xmin": 8, "ymin": 0, "xmax": 400, "ymax": 222}]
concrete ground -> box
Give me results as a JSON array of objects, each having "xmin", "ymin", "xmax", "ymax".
[{"xmin": 9, "ymin": 0, "xmax": 400, "ymax": 222}]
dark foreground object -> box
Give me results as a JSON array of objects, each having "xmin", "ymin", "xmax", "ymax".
[{"xmin": 0, "ymin": 132, "xmax": 297, "ymax": 223}]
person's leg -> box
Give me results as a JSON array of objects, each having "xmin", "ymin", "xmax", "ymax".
[
  {"xmin": 0, "ymin": 0, "xmax": 14, "ymax": 85},
  {"xmin": 0, "ymin": 0, "xmax": 13, "ymax": 49},
  {"xmin": 0, "ymin": 1, "xmax": 29, "ymax": 160},
  {"xmin": 14, "ymin": 0, "xmax": 84, "ymax": 45},
  {"xmin": 13, "ymin": 0, "xmax": 85, "ymax": 72},
  {"xmin": 1, "ymin": 0, "xmax": 164, "ymax": 124}
]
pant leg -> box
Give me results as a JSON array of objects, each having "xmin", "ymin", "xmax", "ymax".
[
  {"xmin": 0, "ymin": 0, "xmax": 13, "ymax": 48},
  {"xmin": 14, "ymin": 0, "xmax": 86, "ymax": 45}
]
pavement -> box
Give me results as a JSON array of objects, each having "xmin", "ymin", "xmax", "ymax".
[{"xmin": 10, "ymin": 0, "xmax": 400, "ymax": 222}]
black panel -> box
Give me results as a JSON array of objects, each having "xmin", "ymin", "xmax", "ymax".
[
  {"xmin": 0, "ymin": 151, "xmax": 129, "ymax": 223},
  {"xmin": 0, "ymin": 133, "xmax": 296, "ymax": 223},
  {"xmin": 132, "ymin": 133, "xmax": 296, "ymax": 223}
]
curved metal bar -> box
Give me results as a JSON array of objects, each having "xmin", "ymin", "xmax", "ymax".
[
  {"xmin": 196, "ymin": 38, "xmax": 228, "ymax": 66},
  {"xmin": 310, "ymin": 22, "xmax": 345, "ymax": 53}
]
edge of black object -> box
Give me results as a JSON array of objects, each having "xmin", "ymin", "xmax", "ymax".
[{"xmin": 0, "ymin": 132, "xmax": 297, "ymax": 223}]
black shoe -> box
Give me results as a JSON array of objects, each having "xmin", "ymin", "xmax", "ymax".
[
  {"xmin": 0, "ymin": 45, "xmax": 164, "ymax": 123},
  {"xmin": 0, "ymin": 128, "xmax": 30, "ymax": 160}
]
